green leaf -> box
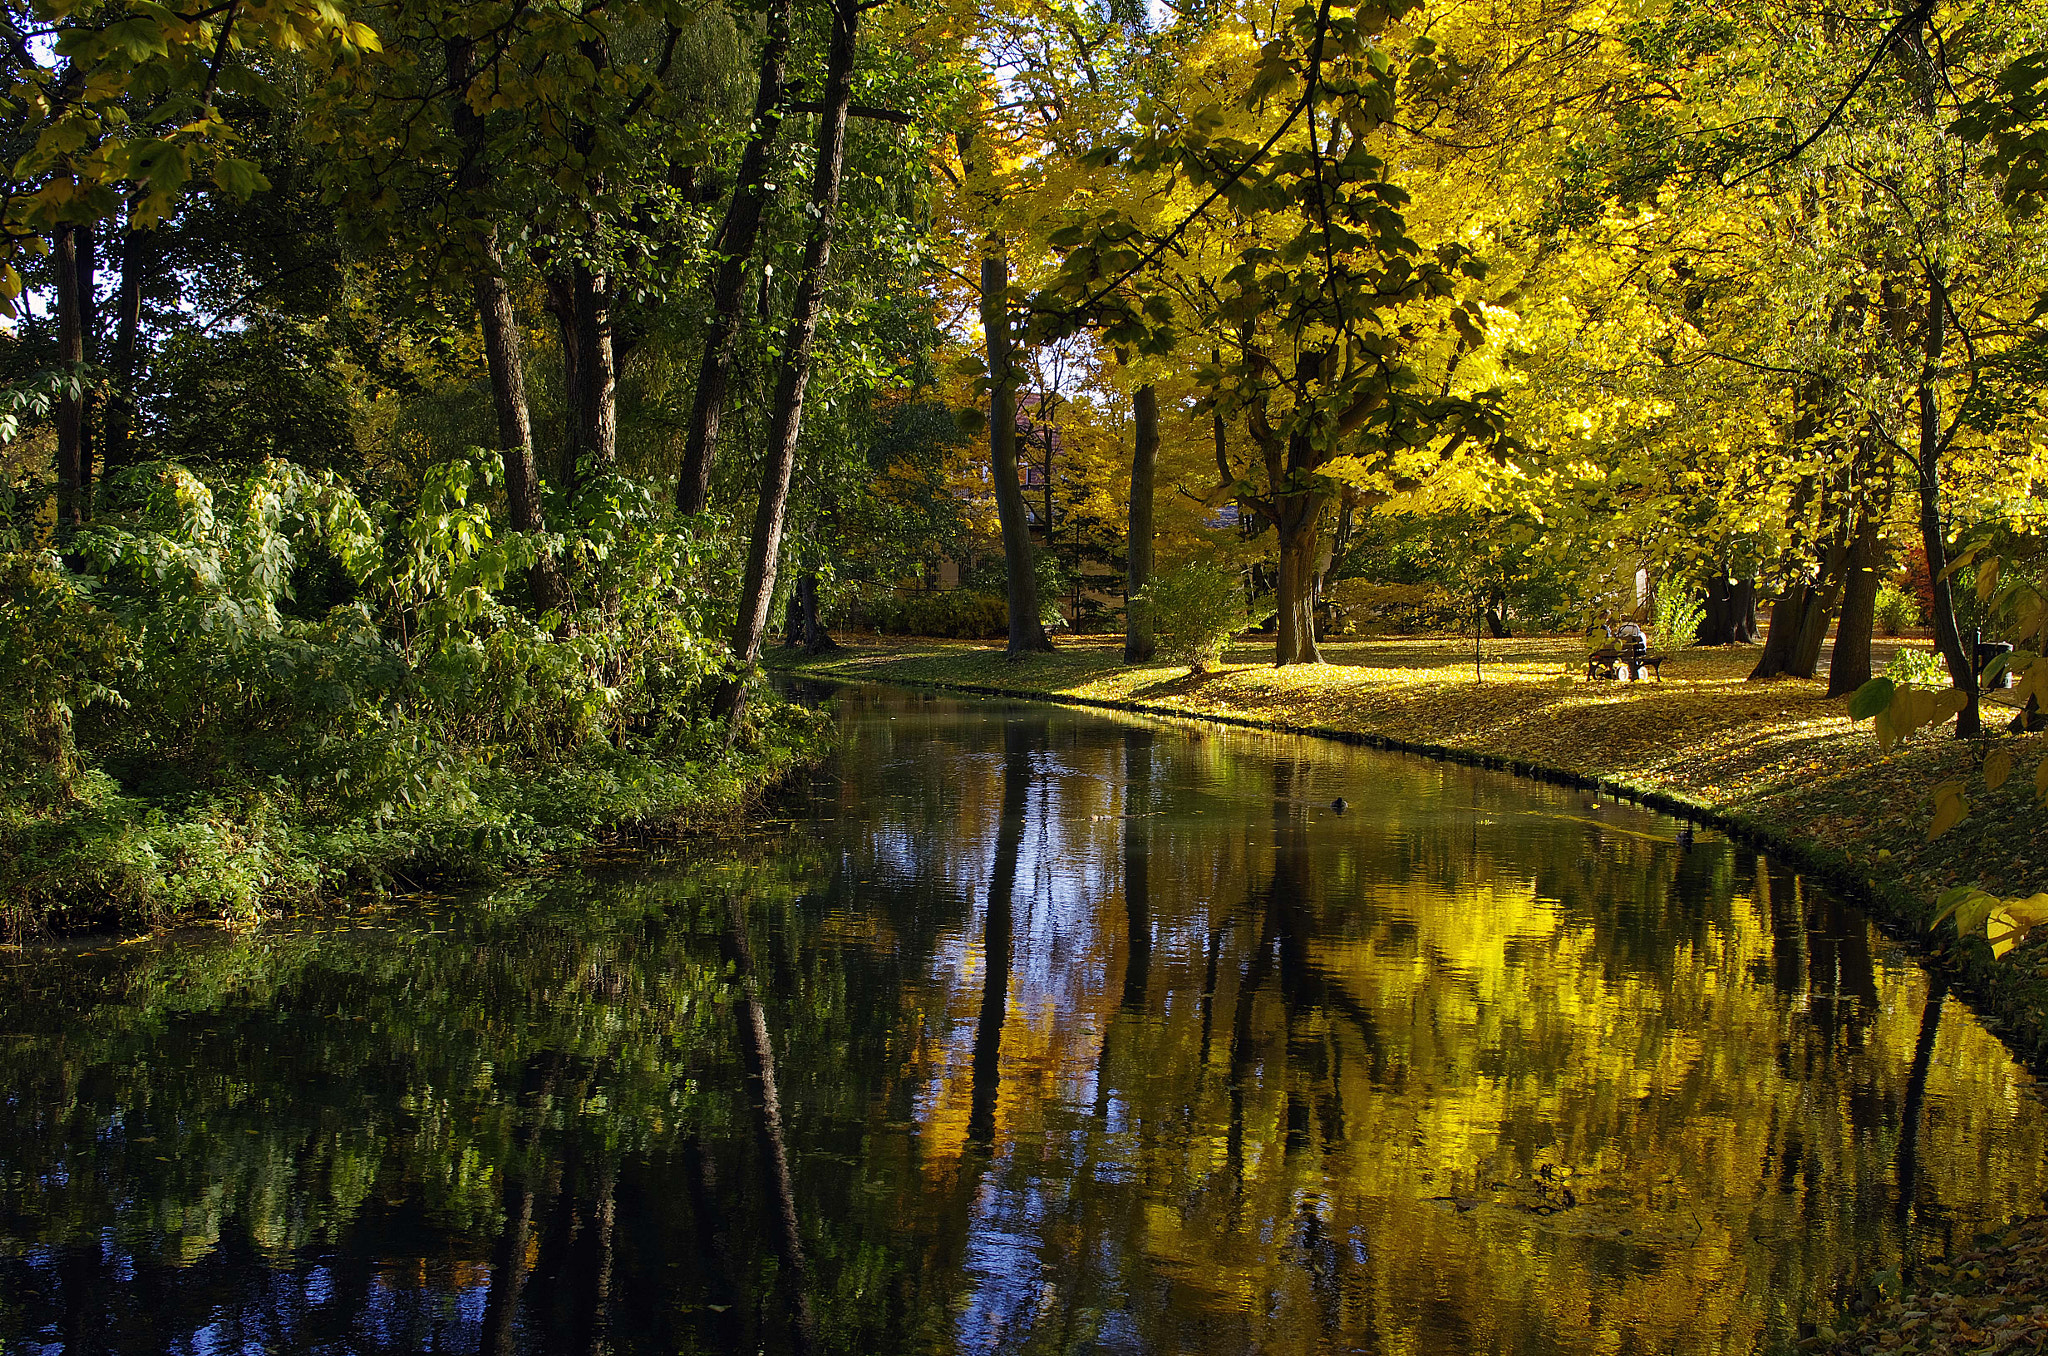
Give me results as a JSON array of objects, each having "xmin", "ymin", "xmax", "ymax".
[{"xmin": 1847, "ymin": 677, "xmax": 1895, "ymax": 720}]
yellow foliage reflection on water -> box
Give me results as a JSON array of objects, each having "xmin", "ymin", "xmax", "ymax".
[{"xmin": 834, "ymin": 693, "xmax": 2048, "ymax": 1355}]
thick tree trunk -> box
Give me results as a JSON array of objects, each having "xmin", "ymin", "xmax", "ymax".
[
  {"xmin": 675, "ymin": 0, "xmax": 795, "ymax": 515},
  {"xmin": 981, "ymin": 248, "xmax": 1052, "ymax": 657},
  {"xmin": 1274, "ymin": 501, "xmax": 1324, "ymax": 665},
  {"xmin": 1750, "ymin": 584, "xmax": 1813, "ymax": 679},
  {"xmin": 103, "ymin": 224, "xmax": 148, "ymax": 474},
  {"xmin": 570, "ymin": 262, "xmax": 617, "ymax": 481},
  {"xmin": 797, "ymin": 568, "xmax": 837, "ymax": 654},
  {"xmin": 1700, "ymin": 576, "xmax": 1759, "ymax": 644},
  {"xmin": 1789, "ymin": 528, "xmax": 1851, "ymax": 677},
  {"xmin": 1828, "ymin": 510, "xmax": 1883, "ymax": 697},
  {"xmin": 54, "ymin": 223, "xmax": 87, "ymax": 530},
  {"xmin": 714, "ymin": 0, "xmax": 860, "ymax": 722},
  {"xmin": 1124, "ymin": 383, "xmax": 1158, "ymax": 662},
  {"xmin": 1915, "ymin": 269, "xmax": 1980, "ymax": 738}
]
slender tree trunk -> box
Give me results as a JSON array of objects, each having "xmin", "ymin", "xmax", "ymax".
[
  {"xmin": 675, "ymin": 0, "xmax": 795, "ymax": 514},
  {"xmin": 74, "ymin": 223, "xmax": 97, "ymax": 516},
  {"xmin": 103, "ymin": 224, "xmax": 147, "ymax": 475},
  {"xmin": 1124, "ymin": 383, "xmax": 1158, "ymax": 662},
  {"xmin": 446, "ymin": 36, "xmax": 564, "ymax": 613},
  {"xmin": 54, "ymin": 223, "xmax": 86, "ymax": 530},
  {"xmin": 1828, "ymin": 509, "xmax": 1884, "ymax": 697},
  {"xmin": 1914, "ymin": 268, "xmax": 1980, "ymax": 737},
  {"xmin": 981, "ymin": 247, "xmax": 1052, "ymax": 657},
  {"xmin": 714, "ymin": 0, "xmax": 860, "ymax": 721}
]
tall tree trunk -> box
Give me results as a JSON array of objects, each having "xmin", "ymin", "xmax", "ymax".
[
  {"xmin": 981, "ymin": 246, "xmax": 1052, "ymax": 657},
  {"xmin": 1124, "ymin": 383, "xmax": 1158, "ymax": 662},
  {"xmin": 1789, "ymin": 527, "xmax": 1852, "ymax": 677},
  {"xmin": 446, "ymin": 36, "xmax": 563, "ymax": 612},
  {"xmin": 54, "ymin": 223, "xmax": 87, "ymax": 530},
  {"xmin": 1268, "ymin": 353, "xmax": 1325, "ymax": 665},
  {"xmin": 1914, "ymin": 267, "xmax": 1980, "ymax": 737},
  {"xmin": 1828, "ymin": 508, "xmax": 1884, "ymax": 697},
  {"xmin": 74, "ymin": 223, "xmax": 97, "ymax": 516},
  {"xmin": 103, "ymin": 224, "xmax": 148, "ymax": 475},
  {"xmin": 714, "ymin": 0, "xmax": 860, "ymax": 721},
  {"xmin": 675, "ymin": 0, "xmax": 795, "ymax": 515},
  {"xmin": 571, "ymin": 262, "xmax": 617, "ymax": 482}
]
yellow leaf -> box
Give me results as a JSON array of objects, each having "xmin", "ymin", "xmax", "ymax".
[
  {"xmin": 1932, "ymin": 688, "xmax": 1968, "ymax": 724},
  {"xmin": 1928, "ymin": 782, "xmax": 1967, "ymax": 840},
  {"xmin": 2036, "ymin": 757, "xmax": 2048, "ymax": 805},
  {"xmin": 1985, "ymin": 751, "xmax": 2015, "ymax": 791}
]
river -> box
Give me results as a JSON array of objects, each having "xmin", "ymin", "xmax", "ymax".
[{"xmin": 3, "ymin": 682, "xmax": 2043, "ymax": 1354}]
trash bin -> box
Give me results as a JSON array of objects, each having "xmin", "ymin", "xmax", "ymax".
[{"xmin": 1976, "ymin": 640, "xmax": 2015, "ymax": 688}]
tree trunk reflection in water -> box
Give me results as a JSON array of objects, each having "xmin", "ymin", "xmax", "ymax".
[
  {"xmin": 481, "ymin": 1053, "xmax": 569, "ymax": 1354},
  {"xmin": 1094, "ymin": 729, "xmax": 1155, "ymax": 1123},
  {"xmin": 1898, "ymin": 979, "xmax": 1947, "ymax": 1234},
  {"xmin": 970, "ymin": 719, "xmax": 1033, "ymax": 1149},
  {"xmin": 723, "ymin": 894, "xmax": 816, "ymax": 1354},
  {"xmin": 679, "ymin": 1135, "xmax": 744, "ymax": 1351}
]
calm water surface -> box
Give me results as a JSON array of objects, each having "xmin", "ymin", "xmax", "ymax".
[{"xmin": 5, "ymin": 683, "xmax": 2047, "ymax": 1355}]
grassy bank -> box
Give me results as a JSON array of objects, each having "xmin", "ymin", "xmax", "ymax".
[
  {"xmin": 0, "ymin": 708, "xmax": 825, "ymax": 941},
  {"xmin": 785, "ymin": 632, "xmax": 2048, "ymax": 1054}
]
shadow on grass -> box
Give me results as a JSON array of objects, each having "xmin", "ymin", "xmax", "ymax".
[{"xmin": 1131, "ymin": 668, "xmax": 1236, "ymax": 700}]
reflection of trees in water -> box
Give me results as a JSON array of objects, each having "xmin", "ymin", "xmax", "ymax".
[{"xmin": 3, "ymin": 691, "xmax": 2046, "ymax": 1356}]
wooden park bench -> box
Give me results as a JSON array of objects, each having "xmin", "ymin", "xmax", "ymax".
[{"xmin": 1588, "ymin": 638, "xmax": 1666, "ymax": 682}]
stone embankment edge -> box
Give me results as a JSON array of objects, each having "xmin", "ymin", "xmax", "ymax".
[{"xmin": 806, "ymin": 667, "xmax": 2048, "ymax": 1072}]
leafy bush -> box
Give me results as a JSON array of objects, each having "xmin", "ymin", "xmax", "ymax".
[
  {"xmin": 0, "ymin": 455, "xmax": 812, "ymax": 936},
  {"xmin": 1875, "ymin": 581, "xmax": 1921, "ymax": 636},
  {"xmin": 1883, "ymin": 647, "xmax": 1950, "ymax": 688},
  {"xmin": 1653, "ymin": 583, "xmax": 1705, "ymax": 649},
  {"xmin": 859, "ymin": 588, "xmax": 1009, "ymax": 638},
  {"xmin": 1138, "ymin": 559, "xmax": 1247, "ymax": 672}
]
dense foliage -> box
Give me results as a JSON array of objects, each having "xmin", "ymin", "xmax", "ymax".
[{"xmin": 1, "ymin": 0, "xmax": 2046, "ymax": 933}]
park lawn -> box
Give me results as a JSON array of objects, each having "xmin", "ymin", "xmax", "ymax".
[{"xmin": 791, "ymin": 631, "xmax": 2048, "ymax": 931}]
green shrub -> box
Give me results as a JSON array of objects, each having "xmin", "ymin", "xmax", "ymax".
[
  {"xmin": 860, "ymin": 589, "xmax": 1009, "ymax": 638},
  {"xmin": 1138, "ymin": 560, "xmax": 1247, "ymax": 672},
  {"xmin": 1653, "ymin": 583, "xmax": 1705, "ymax": 649},
  {"xmin": 0, "ymin": 455, "xmax": 810, "ymax": 936},
  {"xmin": 1875, "ymin": 582, "xmax": 1921, "ymax": 636},
  {"xmin": 1883, "ymin": 647, "xmax": 1949, "ymax": 688}
]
